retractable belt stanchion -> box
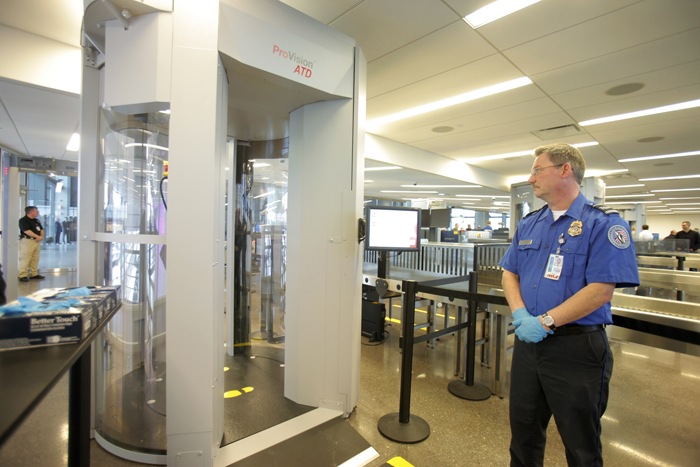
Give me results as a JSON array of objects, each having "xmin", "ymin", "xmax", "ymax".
[
  {"xmin": 377, "ymin": 280, "xmax": 430, "ymax": 444},
  {"xmin": 448, "ymin": 272, "xmax": 492, "ymax": 401}
]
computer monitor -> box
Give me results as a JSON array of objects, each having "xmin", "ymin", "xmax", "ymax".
[{"xmin": 366, "ymin": 206, "xmax": 421, "ymax": 252}]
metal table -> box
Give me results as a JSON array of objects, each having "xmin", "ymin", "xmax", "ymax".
[{"xmin": 0, "ymin": 304, "xmax": 121, "ymax": 467}]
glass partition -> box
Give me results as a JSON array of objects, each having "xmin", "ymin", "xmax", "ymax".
[{"xmin": 93, "ymin": 108, "xmax": 169, "ymax": 462}]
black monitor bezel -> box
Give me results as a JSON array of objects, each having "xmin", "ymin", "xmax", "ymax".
[{"xmin": 365, "ymin": 205, "xmax": 422, "ymax": 252}]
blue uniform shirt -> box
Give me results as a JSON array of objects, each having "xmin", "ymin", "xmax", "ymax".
[{"xmin": 499, "ymin": 192, "xmax": 640, "ymax": 325}]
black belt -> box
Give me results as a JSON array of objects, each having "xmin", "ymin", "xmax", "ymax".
[{"xmin": 552, "ymin": 324, "xmax": 605, "ymax": 336}]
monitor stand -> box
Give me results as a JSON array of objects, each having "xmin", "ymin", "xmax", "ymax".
[{"xmin": 377, "ymin": 251, "xmax": 389, "ymax": 279}]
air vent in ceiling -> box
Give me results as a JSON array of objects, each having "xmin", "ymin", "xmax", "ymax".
[{"xmin": 531, "ymin": 124, "xmax": 582, "ymax": 140}]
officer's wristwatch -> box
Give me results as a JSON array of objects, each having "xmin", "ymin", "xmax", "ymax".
[{"xmin": 541, "ymin": 313, "xmax": 556, "ymax": 330}]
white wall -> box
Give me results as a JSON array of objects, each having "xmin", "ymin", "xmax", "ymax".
[{"xmin": 646, "ymin": 213, "xmax": 700, "ymax": 238}]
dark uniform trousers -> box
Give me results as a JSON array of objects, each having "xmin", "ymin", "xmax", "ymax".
[{"xmin": 509, "ymin": 329, "xmax": 613, "ymax": 467}]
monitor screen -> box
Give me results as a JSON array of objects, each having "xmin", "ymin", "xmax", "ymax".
[{"xmin": 366, "ymin": 206, "xmax": 421, "ymax": 252}]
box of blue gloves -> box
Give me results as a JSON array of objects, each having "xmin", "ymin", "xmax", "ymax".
[{"xmin": 0, "ymin": 285, "xmax": 122, "ymax": 351}]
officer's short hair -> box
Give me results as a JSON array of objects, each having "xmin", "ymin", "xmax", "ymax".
[
  {"xmin": 683, "ymin": 221, "xmax": 691, "ymax": 226},
  {"xmin": 25, "ymin": 206, "xmax": 37, "ymax": 215},
  {"xmin": 534, "ymin": 143, "xmax": 586, "ymax": 185}
]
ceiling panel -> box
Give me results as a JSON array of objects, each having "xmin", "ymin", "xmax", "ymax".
[
  {"xmin": 328, "ymin": 0, "xmax": 458, "ymax": 62},
  {"xmin": 280, "ymin": 0, "xmax": 363, "ymax": 24},
  {"xmin": 453, "ymin": 0, "xmax": 641, "ymax": 51},
  {"xmin": 550, "ymin": 60, "xmax": 700, "ymax": 111},
  {"xmin": 0, "ymin": 79, "xmax": 79, "ymax": 160},
  {"xmin": 503, "ymin": 0, "xmax": 700, "ymax": 76},
  {"xmin": 0, "ymin": 0, "xmax": 83, "ymax": 47},
  {"xmin": 367, "ymin": 20, "xmax": 496, "ymax": 99},
  {"xmin": 379, "ymin": 97, "xmax": 562, "ymax": 146},
  {"xmin": 367, "ymin": 53, "xmax": 529, "ymax": 120},
  {"xmin": 533, "ymin": 28, "xmax": 700, "ymax": 96}
]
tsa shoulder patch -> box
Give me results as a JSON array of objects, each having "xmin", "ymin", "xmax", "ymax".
[{"xmin": 608, "ymin": 225, "xmax": 631, "ymax": 249}]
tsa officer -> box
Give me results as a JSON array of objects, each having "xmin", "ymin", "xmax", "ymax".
[{"xmin": 499, "ymin": 143, "xmax": 639, "ymax": 467}]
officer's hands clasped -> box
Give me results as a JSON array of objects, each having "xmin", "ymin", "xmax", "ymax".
[{"xmin": 512, "ymin": 314, "xmax": 553, "ymax": 343}]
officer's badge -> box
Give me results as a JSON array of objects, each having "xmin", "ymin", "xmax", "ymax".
[{"xmin": 568, "ymin": 220, "xmax": 582, "ymax": 237}]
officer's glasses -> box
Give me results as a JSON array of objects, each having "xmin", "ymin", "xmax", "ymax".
[{"xmin": 530, "ymin": 164, "xmax": 564, "ymax": 177}]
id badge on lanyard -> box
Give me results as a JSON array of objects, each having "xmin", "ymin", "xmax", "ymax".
[{"xmin": 544, "ymin": 233, "xmax": 566, "ymax": 281}]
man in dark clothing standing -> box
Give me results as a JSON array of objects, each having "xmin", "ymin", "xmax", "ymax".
[
  {"xmin": 18, "ymin": 206, "xmax": 45, "ymax": 282},
  {"xmin": 676, "ymin": 221, "xmax": 700, "ymax": 252},
  {"xmin": 55, "ymin": 218, "xmax": 63, "ymax": 244}
]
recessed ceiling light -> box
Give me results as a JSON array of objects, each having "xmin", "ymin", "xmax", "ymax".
[
  {"xmin": 364, "ymin": 166, "xmax": 402, "ymax": 171},
  {"xmin": 651, "ymin": 188, "xmax": 700, "ymax": 192},
  {"xmin": 381, "ymin": 190, "xmax": 438, "ymax": 193},
  {"xmin": 432, "ymin": 126, "xmax": 454, "ymax": 133},
  {"xmin": 463, "ymin": 0, "xmax": 542, "ymax": 29},
  {"xmin": 463, "ymin": 142, "xmax": 598, "ymax": 163},
  {"xmin": 606, "ymin": 184, "xmax": 645, "ymax": 189},
  {"xmin": 605, "ymin": 83, "xmax": 645, "ymax": 96},
  {"xmin": 618, "ymin": 150, "xmax": 700, "ymax": 163},
  {"xmin": 637, "ymin": 136, "xmax": 664, "ymax": 143},
  {"xmin": 366, "ymin": 77, "xmax": 533, "ymax": 130},
  {"xmin": 66, "ymin": 133, "xmax": 80, "ymax": 151},
  {"xmin": 399, "ymin": 185, "xmax": 482, "ymax": 188},
  {"xmin": 640, "ymin": 174, "xmax": 700, "ymax": 181},
  {"xmin": 579, "ymin": 98, "xmax": 700, "ymax": 126}
]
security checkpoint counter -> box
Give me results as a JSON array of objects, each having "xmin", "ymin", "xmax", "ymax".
[{"xmin": 362, "ymin": 262, "xmax": 512, "ymax": 397}]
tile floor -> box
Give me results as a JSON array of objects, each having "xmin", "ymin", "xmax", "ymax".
[{"xmin": 2, "ymin": 276, "xmax": 699, "ymax": 467}]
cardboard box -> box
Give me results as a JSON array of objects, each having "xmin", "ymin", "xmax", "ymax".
[{"xmin": 0, "ymin": 304, "xmax": 97, "ymax": 351}]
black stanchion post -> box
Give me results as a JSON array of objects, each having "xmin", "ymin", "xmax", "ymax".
[
  {"xmin": 378, "ymin": 280, "xmax": 430, "ymax": 443},
  {"xmin": 448, "ymin": 271, "xmax": 491, "ymax": 401}
]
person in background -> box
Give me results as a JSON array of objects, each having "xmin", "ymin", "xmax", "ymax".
[
  {"xmin": 454, "ymin": 223, "xmax": 460, "ymax": 231},
  {"xmin": 18, "ymin": 206, "xmax": 45, "ymax": 282},
  {"xmin": 638, "ymin": 224, "xmax": 654, "ymax": 241},
  {"xmin": 499, "ymin": 143, "xmax": 639, "ymax": 466},
  {"xmin": 664, "ymin": 230, "xmax": 677, "ymax": 240},
  {"xmin": 484, "ymin": 221, "xmax": 493, "ymax": 231},
  {"xmin": 63, "ymin": 218, "xmax": 70, "ymax": 243},
  {"xmin": 0, "ymin": 263, "xmax": 6, "ymax": 305},
  {"xmin": 466, "ymin": 224, "xmax": 473, "ymax": 231},
  {"xmin": 54, "ymin": 217, "xmax": 63, "ymax": 244},
  {"xmin": 676, "ymin": 221, "xmax": 700, "ymax": 252}
]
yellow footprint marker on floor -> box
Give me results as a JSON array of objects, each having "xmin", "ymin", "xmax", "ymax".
[
  {"xmin": 387, "ymin": 457, "xmax": 414, "ymax": 467},
  {"xmin": 224, "ymin": 387, "xmax": 254, "ymax": 398}
]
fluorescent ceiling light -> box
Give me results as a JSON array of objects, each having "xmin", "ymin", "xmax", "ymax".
[
  {"xmin": 618, "ymin": 150, "xmax": 700, "ymax": 163},
  {"xmin": 659, "ymin": 197, "xmax": 700, "ymax": 200},
  {"xmin": 456, "ymin": 194, "xmax": 510, "ymax": 198},
  {"xmin": 124, "ymin": 143, "xmax": 169, "ymax": 151},
  {"xmin": 381, "ymin": 190, "xmax": 438, "ymax": 194},
  {"xmin": 664, "ymin": 203, "xmax": 700, "ymax": 206},
  {"xmin": 399, "ymin": 185, "xmax": 482, "ymax": 188},
  {"xmin": 607, "ymin": 201, "xmax": 661, "ymax": 204},
  {"xmin": 640, "ymin": 174, "xmax": 700, "ymax": 181},
  {"xmin": 579, "ymin": 99, "xmax": 700, "ymax": 126},
  {"xmin": 253, "ymin": 163, "xmax": 270, "ymax": 168},
  {"xmin": 651, "ymin": 188, "xmax": 700, "ymax": 192},
  {"xmin": 464, "ymin": 0, "xmax": 541, "ymax": 29},
  {"xmin": 585, "ymin": 169, "xmax": 628, "ymax": 177},
  {"xmin": 366, "ymin": 77, "xmax": 532, "ymax": 129},
  {"xmin": 604, "ymin": 194, "xmax": 654, "ymax": 198},
  {"xmin": 463, "ymin": 142, "xmax": 598, "ymax": 163},
  {"xmin": 364, "ymin": 180, "xmax": 374, "ymax": 183},
  {"xmin": 364, "ymin": 166, "xmax": 402, "ymax": 171},
  {"xmin": 671, "ymin": 207, "xmax": 700, "ymax": 210},
  {"xmin": 66, "ymin": 133, "xmax": 80, "ymax": 151},
  {"xmin": 606, "ymin": 184, "xmax": 645, "ymax": 189}
]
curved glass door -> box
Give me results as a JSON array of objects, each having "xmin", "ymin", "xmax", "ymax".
[{"xmin": 93, "ymin": 108, "xmax": 169, "ymax": 463}]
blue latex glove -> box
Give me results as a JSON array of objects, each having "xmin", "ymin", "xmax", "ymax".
[
  {"xmin": 56, "ymin": 287, "xmax": 92, "ymax": 298},
  {"xmin": 512, "ymin": 314, "xmax": 553, "ymax": 343},
  {"xmin": 511, "ymin": 307, "xmax": 530, "ymax": 323},
  {"xmin": 0, "ymin": 297, "xmax": 81, "ymax": 315}
]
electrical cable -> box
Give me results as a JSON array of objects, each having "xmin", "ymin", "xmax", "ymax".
[
  {"xmin": 361, "ymin": 330, "xmax": 390, "ymax": 346},
  {"xmin": 160, "ymin": 176, "xmax": 168, "ymax": 210}
]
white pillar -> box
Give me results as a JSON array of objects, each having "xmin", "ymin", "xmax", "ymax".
[
  {"xmin": 166, "ymin": 0, "xmax": 226, "ymax": 464},
  {"xmin": 285, "ymin": 46, "xmax": 366, "ymax": 413}
]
